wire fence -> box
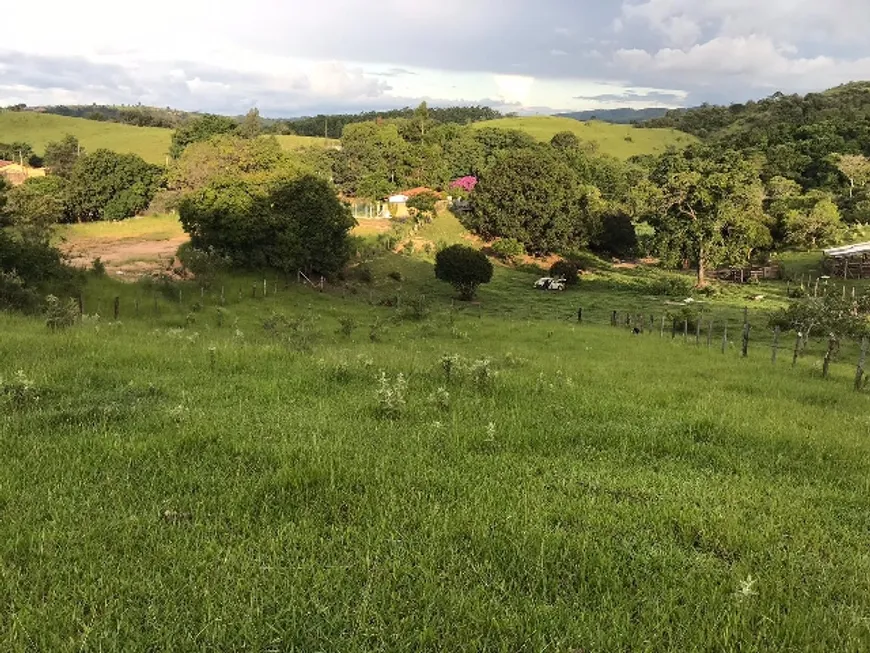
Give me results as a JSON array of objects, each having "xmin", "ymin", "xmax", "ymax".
[{"xmin": 72, "ymin": 277, "xmax": 870, "ymax": 394}]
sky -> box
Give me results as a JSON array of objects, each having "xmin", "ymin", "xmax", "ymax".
[{"xmin": 3, "ymin": 0, "xmax": 870, "ymax": 117}]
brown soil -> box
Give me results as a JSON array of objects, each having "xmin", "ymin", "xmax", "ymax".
[{"xmin": 60, "ymin": 235, "xmax": 190, "ymax": 280}]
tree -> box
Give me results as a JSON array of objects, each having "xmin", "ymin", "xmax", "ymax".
[
  {"xmin": 170, "ymin": 114, "xmax": 238, "ymax": 158},
  {"xmin": 414, "ymin": 101, "xmax": 431, "ymax": 138},
  {"xmin": 550, "ymin": 131, "xmax": 580, "ymax": 151},
  {"xmin": 43, "ymin": 134, "xmax": 82, "ymax": 178},
  {"xmin": 834, "ymin": 154, "xmax": 870, "ymax": 198},
  {"xmin": 178, "ymin": 175, "xmax": 355, "ymax": 276},
  {"xmin": 167, "ymin": 135, "xmax": 298, "ymax": 193},
  {"xmin": 5, "ymin": 176, "xmax": 68, "ymax": 241},
  {"xmin": 649, "ymin": 147, "xmax": 771, "ymax": 286},
  {"xmin": 464, "ymin": 148, "xmax": 605, "ymax": 254},
  {"xmin": 406, "ymin": 191, "xmax": 439, "ymax": 214},
  {"xmin": 784, "ymin": 197, "xmax": 843, "ymax": 248},
  {"xmin": 434, "ymin": 245, "xmax": 493, "ymax": 300},
  {"xmin": 66, "ymin": 150, "xmax": 162, "ymax": 222},
  {"xmin": 237, "ymin": 108, "xmax": 262, "ymax": 139},
  {"xmin": 0, "ymin": 142, "xmax": 40, "ymax": 167},
  {"xmin": 0, "ymin": 177, "xmax": 8, "ymax": 223}
]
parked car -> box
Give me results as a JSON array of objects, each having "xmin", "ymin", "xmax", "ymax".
[{"xmin": 534, "ymin": 277, "xmax": 566, "ymax": 291}]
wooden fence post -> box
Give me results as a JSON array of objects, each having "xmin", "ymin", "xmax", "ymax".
[
  {"xmin": 220, "ymin": 286, "xmax": 225, "ymax": 306},
  {"xmin": 792, "ymin": 332, "xmax": 802, "ymax": 367},
  {"xmin": 722, "ymin": 323, "xmax": 728, "ymax": 354},
  {"xmin": 822, "ymin": 335, "xmax": 837, "ymax": 378},
  {"xmin": 742, "ymin": 322, "xmax": 750, "ymax": 358},
  {"xmin": 77, "ymin": 292, "xmax": 84, "ymax": 320},
  {"xmin": 135, "ymin": 298, "xmax": 139, "ymax": 318},
  {"xmin": 771, "ymin": 327, "xmax": 780, "ymax": 363},
  {"xmin": 113, "ymin": 296, "xmax": 120, "ymax": 321},
  {"xmin": 695, "ymin": 320, "xmax": 701, "ymax": 345},
  {"xmin": 855, "ymin": 337, "xmax": 868, "ymax": 391},
  {"xmin": 706, "ymin": 320, "xmax": 713, "ymax": 348},
  {"xmin": 252, "ymin": 284, "xmax": 257, "ymax": 298},
  {"xmin": 683, "ymin": 319, "xmax": 688, "ymax": 341},
  {"xmin": 671, "ymin": 318, "xmax": 677, "ymax": 339},
  {"xmin": 822, "ymin": 333, "xmax": 837, "ymax": 379},
  {"xmin": 611, "ymin": 310, "xmax": 617, "ymax": 327},
  {"xmin": 660, "ymin": 315, "xmax": 665, "ymax": 338},
  {"xmin": 577, "ymin": 307, "xmax": 582, "ymax": 323}
]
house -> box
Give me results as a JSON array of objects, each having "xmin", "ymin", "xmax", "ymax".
[{"xmin": 0, "ymin": 161, "xmax": 46, "ymax": 186}]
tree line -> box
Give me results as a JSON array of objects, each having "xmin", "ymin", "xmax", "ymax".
[{"xmin": 641, "ymin": 82, "xmax": 870, "ymax": 224}]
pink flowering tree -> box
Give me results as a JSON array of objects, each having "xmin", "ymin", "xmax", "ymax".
[{"xmin": 449, "ymin": 176, "xmax": 478, "ymax": 195}]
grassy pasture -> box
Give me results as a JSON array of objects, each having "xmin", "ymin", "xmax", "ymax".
[
  {"xmin": 1, "ymin": 271, "xmax": 870, "ymax": 650},
  {"xmin": 4, "ymin": 212, "xmax": 870, "ymax": 650},
  {"xmin": 0, "ymin": 113, "xmax": 336, "ymax": 165},
  {"xmin": 0, "ymin": 112, "xmax": 173, "ymax": 164},
  {"xmin": 473, "ymin": 116, "xmax": 696, "ymax": 159}
]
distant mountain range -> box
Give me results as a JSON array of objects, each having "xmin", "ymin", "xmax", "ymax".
[{"xmin": 554, "ymin": 108, "xmax": 671, "ymax": 124}]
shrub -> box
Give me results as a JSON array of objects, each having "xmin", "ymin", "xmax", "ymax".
[
  {"xmin": 178, "ymin": 175, "xmax": 355, "ymax": 277},
  {"xmin": 0, "ymin": 270, "xmax": 40, "ymax": 312},
  {"xmin": 337, "ymin": 316, "xmax": 356, "ymax": 337},
  {"xmin": 549, "ymin": 260, "xmax": 579, "ymax": 286},
  {"xmin": 434, "ymin": 245, "xmax": 493, "ymax": 300},
  {"xmin": 388, "ymin": 270, "xmax": 403, "ymax": 282},
  {"xmin": 375, "ymin": 372, "xmax": 407, "ymax": 419},
  {"xmin": 44, "ymin": 294, "xmax": 79, "ymax": 330},
  {"xmin": 407, "ymin": 191, "xmax": 439, "ymax": 214},
  {"xmin": 646, "ymin": 274, "xmax": 694, "ymax": 297},
  {"xmin": 491, "ymin": 238, "xmax": 526, "ymax": 263},
  {"xmin": 91, "ymin": 257, "xmax": 106, "ymax": 276}
]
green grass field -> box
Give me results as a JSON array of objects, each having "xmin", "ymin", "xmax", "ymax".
[
  {"xmin": 3, "ymin": 213, "xmax": 870, "ymax": 650},
  {"xmin": 0, "ymin": 113, "xmax": 335, "ymax": 165},
  {"xmin": 473, "ymin": 116, "xmax": 696, "ymax": 159}
]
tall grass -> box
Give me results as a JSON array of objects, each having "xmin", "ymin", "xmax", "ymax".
[{"xmin": 1, "ymin": 276, "xmax": 869, "ymax": 650}]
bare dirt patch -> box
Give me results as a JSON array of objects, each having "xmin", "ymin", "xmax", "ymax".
[{"xmin": 60, "ymin": 234, "xmax": 190, "ymax": 279}]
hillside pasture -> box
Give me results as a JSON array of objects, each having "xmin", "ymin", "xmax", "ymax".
[
  {"xmin": 1, "ymin": 267, "xmax": 870, "ymax": 650},
  {"xmin": 0, "ymin": 112, "xmax": 172, "ymax": 164},
  {"xmin": 0, "ymin": 112, "xmax": 338, "ymax": 165},
  {"xmin": 473, "ymin": 115, "xmax": 696, "ymax": 159}
]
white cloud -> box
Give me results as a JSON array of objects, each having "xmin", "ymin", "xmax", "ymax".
[{"xmin": 615, "ymin": 34, "xmax": 870, "ymax": 89}]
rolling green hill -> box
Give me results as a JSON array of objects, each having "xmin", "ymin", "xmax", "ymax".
[
  {"xmin": 0, "ymin": 112, "xmax": 172, "ymax": 164},
  {"xmin": 0, "ymin": 112, "xmax": 335, "ymax": 165},
  {"xmin": 473, "ymin": 115, "xmax": 695, "ymax": 159}
]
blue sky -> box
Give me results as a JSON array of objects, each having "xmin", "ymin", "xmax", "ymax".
[{"xmin": 3, "ymin": 0, "xmax": 870, "ymax": 116}]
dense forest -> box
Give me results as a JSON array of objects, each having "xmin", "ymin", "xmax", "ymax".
[
  {"xmin": 641, "ymin": 83, "xmax": 870, "ymax": 222},
  {"xmin": 285, "ymin": 106, "xmax": 504, "ymax": 139},
  {"xmin": 7, "ymin": 103, "xmax": 502, "ymax": 138}
]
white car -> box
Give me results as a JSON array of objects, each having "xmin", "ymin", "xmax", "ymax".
[{"xmin": 534, "ymin": 277, "xmax": 566, "ymax": 291}]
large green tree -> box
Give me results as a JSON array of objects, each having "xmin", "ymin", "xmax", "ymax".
[
  {"xmin": 237, "ymin": 108, "xmax": 262, "ymax": 140},
  {"xmin": 178, "ymin": 175, "xmax": 355, "ymax": 276},
  {"xmin": 43, "ymin": 135, "xmax": 82, "ymax": 178},
  {"xmin": 66, "ymin": 149, "xmax": 162, "ymax": 222},
  {"xmin": 649, "ymin": 146, "xmax": 772, "ymax": 286},
  {"xmin": 170, "ymin": 114, "xmax": 238, "ymax": 158},
  {"xmin": 5, "ymin": 176, "xmax": 68, "ymax": 241},
  {"xmin": 167, "ymin": 135, "xmax": 301, "ymax": 193},
  {"xmin": 464, "ymin": 148, "xmax": 605, "ymax": 254}
]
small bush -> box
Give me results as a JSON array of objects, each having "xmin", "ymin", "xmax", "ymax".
[
  {"xmin": 646, "ymin": 274, "xmax": 694, "ymax": 297},
  {"xmin": 388, "ymin": 270, "xmax": 403, "ymax": 282},
  {"xmin": 358, "ymin": 266, "xmax": 374, "ymax": 283},
  {"xmin": 44, "ymin": 294, "xmax": 79, "ymax": 330},
  {"xmin": 337, "ymin": 316, "xmax": 356, "ymax": 337},
  {"xmin": 0, "ymin": 270, "xmax": 40, "ymax": 312},
  {"xmin": 491, "ymin": 238, "xmax": 526, "ymax": 263},
  {"xmin": 435, "ymin": 245, "xmax": 493, "ymax": 300},
  {"xmin": 549, "ymin": 260, "xmax": 579, "ymax": 285},
  {"xmin": 91, "ymin": 257, "xmax": 107, "ymax": 276},
  {"xmin": 375, "ymin": 372, "xmax": 407, "ymax": 419}
]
